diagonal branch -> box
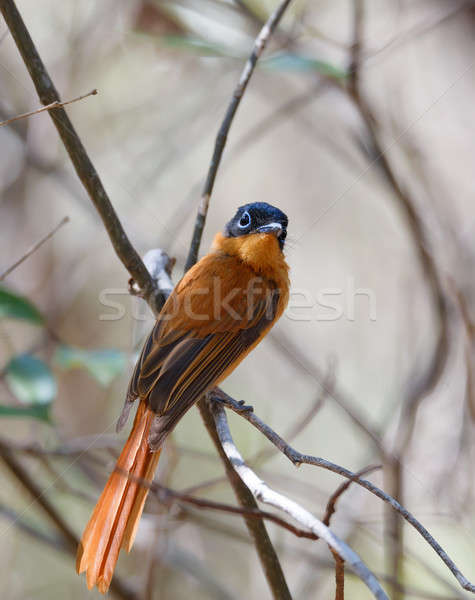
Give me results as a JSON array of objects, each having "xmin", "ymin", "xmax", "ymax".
[
  {"xmin": 209, "ymin": 401, "xmax": 389, "ymax": 600},
  {"xmin": 0, "ymin": 0, "xmax": 164, "ymax": 315},
  {"xmin": 214, "ymin": 392, "xmax": 475, "ymax": 594},
  {"xmin": 0, "ymin": 439, "xmax": 138, "ymax": 600},
  {"xmin": 0, "ymin": 216, "xmax": 69, "ymax": 281},
  {"xmin": 184, "ymin": 0, "xmax": 293, "ymax": 270}
]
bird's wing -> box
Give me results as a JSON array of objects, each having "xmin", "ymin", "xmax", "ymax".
[{"xmin": 127, "ymin": 253, "xmax": 280, "ymax": 421}]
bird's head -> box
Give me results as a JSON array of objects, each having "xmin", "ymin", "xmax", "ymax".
[{"xmin": 224, "ymin": 202, "xmax": 288, "ymax": 251}]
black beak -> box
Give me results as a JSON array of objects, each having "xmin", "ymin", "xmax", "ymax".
[{"xmin": 256, "ymin": 223, "xmax": 283, "ymax": 237}]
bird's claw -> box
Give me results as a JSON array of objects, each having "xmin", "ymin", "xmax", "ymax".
[
  {"xmin": 209, "ymin": 391, "xmax": 254, "ymax": 413},
  {"xmin": 234, "ymin": 399, "xmax": 254, "ymax": 413}
]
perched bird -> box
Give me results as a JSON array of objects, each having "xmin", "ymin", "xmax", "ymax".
[{"xmin": 76, "ymin": 202, "xmax": 290, "ymax": 592}]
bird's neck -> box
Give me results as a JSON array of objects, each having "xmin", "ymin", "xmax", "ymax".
[{"xmin": 212, "ymin": 232, "xmax": 289, "ymax": 287}]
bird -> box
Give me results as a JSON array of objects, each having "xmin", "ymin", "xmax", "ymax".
[{"xmin": 76, "ymin": 202, "xmax": 290, "ymax": 593}]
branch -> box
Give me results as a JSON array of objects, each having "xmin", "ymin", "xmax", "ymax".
[
  {"xmin": 179, "ymin": 1, "xmax": 296, "ymax": 595},
  {"xmin": 209, "ymin": 401, "xmax": 389, "ymax": 600},
  {"xmin": 184, "ymin": 0, "xmax": 293, "ymax": 270},
  {"xmin": 322, "ymin": 465, "xmax": 381, "ymax": 527},
  {"xmin": 1, "ymin": 2, "xmax": 293, "ymax": 595},
  {"xmin": 197, "ymin": 399, "xmax": 292, "ymax": 600},
  {"xmin": 214, "ymin": 394, "xmax": 475, "ymax": 594},
  {"xmin": 0, "ymin": 0, "xmax": 164, "ymax": 315},
  {"xmin": 0, "ymin": 216, "xmax": 69, "ymax": 280},
  {"xmin": 0, "ymin": 89, "xmax": 97, "ymax": 128},
  {"xmin": 347, "ymin": 1, "xmax": 449, "ymax": 422},
  {"xmin": 323, "ymin": 463, "xmax": 381, "ymax": 600},
  {"xmin": 269, "ymin": 333, "xmax": 386, "ymax": 454},
  {"xmin": 118, "ymin": 467, "xmax": 318, "ymax": 541},
  {"xmin": 0, "ymin": 439, "xmax": 137, "ymax": 600},
  {"xmin": 347, "ymin": 2, "xmax": 449, "ymax": 595}
]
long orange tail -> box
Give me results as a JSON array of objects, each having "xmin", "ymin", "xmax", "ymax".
[{"xmin": 76, "ymin": 402, "xmax": 161, "ymax": 593}]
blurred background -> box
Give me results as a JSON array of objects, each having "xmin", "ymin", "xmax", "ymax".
[{"xmin": 1, "ymin": 0, "xmax": 475, "ymax": 598}]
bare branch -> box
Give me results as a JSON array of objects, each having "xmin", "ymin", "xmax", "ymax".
[
  {"xmin": 0, "ymin": 216, "xmax": 69, "ymax": 281},
  {"xmin": 332, "ymin": 548, "xmax": 345, "ymax": 600},
  {"xmin": 346, "ymin": 2, "xmax": 449, "ymax": 595},
  {"xmin": 0, "ymin": 89, "xmax": 97, "ymax": 128},
  {"xmin": 197, "ymin": 398, "xmax": 292, "ymax": 600},
  {"xmin": 269, "ymin": 333, "xmax": 386, "ymax": 454},
  {"xmin": 209, "ymin": 401, "xmax": 389, "ymax": 600},
  {"xmin": 214, "ymin": 395, "xmax": 475, "ymax": 594},
  {"xmin": 118, "ymin": 466, "xmax": 318, "ymax": 541},
  {"xmin": 0, "ymin": 0, "xmax": 164, "ymax": 314},
  {"xmin": 0, "ymin": 439, "xmax": 137, "ymax": 600},
  {"xmin": 323, "ymin": 465, "xmax": 381, "ymax": 527},
  {"xmin": 184, "ymin": 0, "xmax": 294, "ymax": 271}
]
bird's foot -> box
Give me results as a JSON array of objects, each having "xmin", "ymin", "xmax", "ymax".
[{"xmin": 209, "ymin": 389, "xmax": 254, "ymax": 413}]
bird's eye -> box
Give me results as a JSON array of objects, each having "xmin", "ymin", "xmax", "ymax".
[{"xmin": 238, "ymin": 211, "xmax": 251, "ymax": 229}]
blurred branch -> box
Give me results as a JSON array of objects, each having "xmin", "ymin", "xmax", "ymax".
[
  {"xmin": 270, "ymin": 333, "xmax": 386, "ymax": 454},
  {"xmin": 121, "ymin": 467, "xmax": 318, "ymax": 541},
  {"xmin": 0, "ymin": 439, "xmax": 137, "ymax": 600},
  {"xmin": 0, "ymin": 439, "xmax": 78, "ymax": 548},
  {"xmin": 0, "ymin": 89, "xmax": 97, "ymax": 128},
  {"xmin": 251, "ymin": 377, "xmax": 328, "ymax": 465},
  {"xmin": 347, "ymin": 1, "xmax": 449, "ymax": 417},
  {"xmin": 0, "ymin": 0, "xmax": 165, "ymax": 315},
  {"xmin": 0, "ymin": 216, "xmax": 70, "ymax": 281},
  {"xmin": 184, "ymin": 0, "xmax": 293, "ymax": 270},
  {"xmin": 211, "ymin": 391, "xmax": 475, "ymax": 594},
  {"xmin": 346, "ymin": 2, "xmax": 450, "ymax": 595},
  {"xmin": 0, "ymin": 500, "xmax": 69, "ymax": 550},
  {"xmin": 209, "ymin": 400, "xmax": 389, "ymax": 599},
  {"xmin": 365, "ymin": 1, "xmax": 471, "ymax": 63}
]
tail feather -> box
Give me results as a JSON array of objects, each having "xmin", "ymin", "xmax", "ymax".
[{"xmin": 77, "ymin": 402, "xmax": 161, "ymax": 593}]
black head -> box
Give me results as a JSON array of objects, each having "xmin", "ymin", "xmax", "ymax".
[{"xmin": 224, "ymin": 203, "xmax": 288, "ymax": 250}]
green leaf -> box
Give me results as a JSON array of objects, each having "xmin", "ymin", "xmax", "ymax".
[
  {"xmin": 0, "ymin": 286, "xmax": 43, "ymax": 324},
  {"xmin": 262, "ymin": 52, "xmax": 348, "ymax": 79},
  {"xmin": 4, "ymin": 354, "xmax": 56, "ymax": 407},
  {"xmin": 54, "ymin": 345, "xmax": 126, "ymax": 387},
  {"xmin": 0, "ymin": 403, "xmax": 51, "ymax": 423},
  {"xmin": 160, "ymin": 34, "xmax": 237, "ymax": 58}
]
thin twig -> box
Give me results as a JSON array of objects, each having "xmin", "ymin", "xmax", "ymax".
[
  {"xmin": 332, "ymin": 548, "xmax": 345, "ymax": 600},
  {"xmin": 251, "ymin": 383, "xmax": 327, "ymax": 465},
  {"xmin": 0, "ymin": 501, "xmax": 69, "ymax": 551},
  {"xmin": 0, "ymin": 0, "xmax": 164, "ymax": 315},
  {"xmin": 0, "ymin": 216, "xmax": 70, "ymax": 280},
  {"xmin": 323, "ymin": 465, "xmax": 381, "ymax": 527},
  {"xmin": 0, "ymin": 89, "xmax": 97, "ymax": 128},
  {"xmin": 269, "ymin": 333, "xmax": 386, "ymax": 454},
  {"xmin": 323, "ymin": 463, "xmax": 381, "ymax": 600},
  {"xmin": 184, "ymin": 0, "xmax": 293, "ymax": 271}
]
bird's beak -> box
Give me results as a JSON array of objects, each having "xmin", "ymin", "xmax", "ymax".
[{"xmin": 256, "ymin": 223, "xmax": 283, "ymax": 237}]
